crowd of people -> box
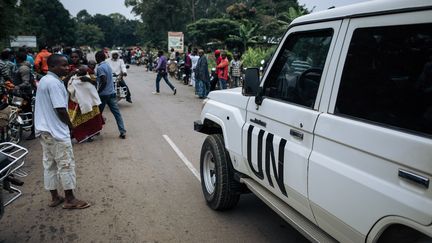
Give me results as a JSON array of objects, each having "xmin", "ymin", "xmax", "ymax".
[
  {"xmin": 175, "ymin": 47, "xmax": 244, "ymax": 98},
  {"xmin": 0, "ymin": 43, "xmax": 245, "ymax": 210},
  {"xmin": 122, "ymin": 47, "xmax": 244, "ymax": 99},
  {"xmin": 0, "ymin": 45, "xmax": 134, "ymax": 209}
]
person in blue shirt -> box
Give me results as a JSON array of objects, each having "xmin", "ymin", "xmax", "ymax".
[{"xmin": 95, "ymin": 51, "xmax": 127, "ymax": 139}]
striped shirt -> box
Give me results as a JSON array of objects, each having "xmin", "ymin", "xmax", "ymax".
[{"xmin": 291, "ymin": 59, "xmax": 311, "ymax": 75}]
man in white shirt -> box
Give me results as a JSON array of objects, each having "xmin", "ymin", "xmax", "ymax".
[
  {"xmin": 106, "ymin": 50, "xmax": 132, "ymax": 103},
  {"xmin": 35, "ymin": 54, "xmax": 90, "ymax": 209}
]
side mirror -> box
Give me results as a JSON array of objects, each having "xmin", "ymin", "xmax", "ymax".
[{"xmin": 243, "ymin": 68, "xmax": 260, "ymax": 96}]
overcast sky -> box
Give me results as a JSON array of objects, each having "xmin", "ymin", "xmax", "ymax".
[{"xmin": 59, "ymin": 0, "xmax": 370, "ymax": 20}]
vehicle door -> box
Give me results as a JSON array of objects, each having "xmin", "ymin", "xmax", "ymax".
[
  {"xmin": 242, "ymin": 21, "xmax": 342, "ymax": 222},
  {"xmin": 309, "ymin": 11, "xmax": 432, "ymax": 242}
]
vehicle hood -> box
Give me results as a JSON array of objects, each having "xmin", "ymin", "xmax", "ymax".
[{"xmin": 207, "ymin": 88, "xmax": 250, "ymax": 110}]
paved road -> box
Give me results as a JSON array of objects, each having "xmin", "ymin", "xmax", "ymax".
[{"xmin": 0, "ymin": 65, "xmax": 310, "ymax": 243}]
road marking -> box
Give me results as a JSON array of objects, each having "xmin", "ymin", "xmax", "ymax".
[{"xmin": 163, "ymin": 135, "xmax": 200, "ymax": 182}]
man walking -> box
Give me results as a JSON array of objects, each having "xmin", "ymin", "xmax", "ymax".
[
  {"xmin": 35, "ymin": 54, "xmax": 90, "ymax": 209},
  {"xmin": 95, "ymin": 51, "xmax": 127, "ymax": 139},
  {"xmin": 195, "ymin": 49, "xmax": 210, "ymax": 98},
  {"xmin": 153, "ymin": 50, "xmax": 176, "ymax": 95}
]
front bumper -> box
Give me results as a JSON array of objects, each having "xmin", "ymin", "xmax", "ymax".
[{"xmin": 194, "ymin": 120, "xmax": 204, "ymax": 133}]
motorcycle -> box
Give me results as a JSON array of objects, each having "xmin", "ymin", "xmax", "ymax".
[
  {"xmin": 113, "ymin": 74, "xmax": 128, "ymax": 102},
  {"xmin": 176, "ymin": 60, "xmax": 185, "ymax": 81},
  {"xmin": 112, "ymin": 65, "xmax": 130, "ymax": 102},
  {"xmin": 0, "ymin": 82, "xmax": 29, "ymax": 144},
  {"xmin": 210, "ymin": 68, "xmax": 218, "ymax": 91},
  {"xmin": 167, "ymin": 60, "xmax": 178, "ymax": 79},
  {"xmin": 0, "ymin": 142, "xmax": 29, "ymax": 220}
]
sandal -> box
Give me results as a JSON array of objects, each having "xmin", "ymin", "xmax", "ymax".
[
  {"xmin": 63, "ymin": 200, "xmax": 91, "ymax": 210},
  {"xmin": 48, "ymin": 196, "xmax": 65, "ymax": 207}
]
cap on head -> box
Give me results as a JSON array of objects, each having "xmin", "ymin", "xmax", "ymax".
[{"xmin": 214, "ymin": 50, "xmax": 220, "ymax": 55}]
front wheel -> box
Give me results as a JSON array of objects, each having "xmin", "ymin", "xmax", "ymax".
[
  {"xmin": 8, "ymin": 121, "xmax": 22, "ymax": 144},
  {"xmin": 200, "ymin": 134, "xmax": 240, "ymax": 210}
]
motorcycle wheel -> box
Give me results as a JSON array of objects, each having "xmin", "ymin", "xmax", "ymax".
[{"xmin": 8, "ymin": 121, "xmax": 22, "ymax": 144}]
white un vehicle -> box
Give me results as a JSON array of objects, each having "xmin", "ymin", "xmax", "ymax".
[{"xmin": 194, "ymin": 1, "xmax": 432, "ymax": 242}]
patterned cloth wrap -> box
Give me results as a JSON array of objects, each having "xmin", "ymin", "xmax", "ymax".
[{"xmin": 68, "ymin": 101, "xmax": 103, "ymax": 143}]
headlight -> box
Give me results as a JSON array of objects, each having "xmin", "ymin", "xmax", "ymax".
[
  {"xmin": 201, "ymin": 98, "xmax": 209, "ymax": 112},
  {"xmin": 11, "ymin": 96, "xmax": 23, "ymax": 106}
]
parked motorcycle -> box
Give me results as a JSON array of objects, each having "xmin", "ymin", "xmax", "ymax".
[
  {"xmin": 210, "ymin": 68, "xmax": 218, "ymax": 91},
  {"xmin": 176, "ymin": 60, "xmax": 185, "ymax": 81},
  {"xmin": 0, "ymin": 83, "xmax": 29, "ymax": 144},
  {"xmin": 167, "ymin": 60, "xmax": 178, "ymax": 79},
  {"xmin": 0, "ymin": 142, "xmax": 29, "ymax": 220}
]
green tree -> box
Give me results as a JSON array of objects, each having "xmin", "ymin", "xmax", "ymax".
[
  {"xmin": 277, "ymin": 6, "xmax": 307, "ymax": 25},
  {"xmin": 75, "ymin": 23, "xmax": 104, "ymax": 47},
  {"xmin": 18, "ymin": 0, "xmax": 76, "ymax": 47},
  {"xmin": 0, "ymin": 0, "xmax": 19, "ymax": 45},
  {"xmin": 242, "ymin": 47, "xmax": 273, "ymax": 68},
  {"xmin": 228, "ymin": 23, "xmax": 259, "ymax": 51},
  {"xmin": 91, "ymin": 14, "xmax": 115, "ymax": 47},
  {"xmin": 226, "ymin": 2, "xmax": 255, "ymax": 20},
  {"xmin": 108, "ymin": 13, "xmax": 140, "ymax": 47},
  {"xmin": 76, "ymin": 10, "xmax": 93, "ymax": 24},
  {"xmin": 186, "ymin": 18, "xmax": 239, "ymax": 46},
  {"xmin": 125, "ymin": 0, "xmax": 190, "ymax": 47}
]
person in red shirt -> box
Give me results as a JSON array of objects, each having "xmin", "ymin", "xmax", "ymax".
[
  {"xmin": 34, "ymin": 46, "xmax": 52, "ymax": 75},
  {"xmin": 210, "ymin": 49, "xmax": 221, "ymax": 90},
  {"xmin": 216, "ymin": 51, "xmax": 229, "ymax": 89}
]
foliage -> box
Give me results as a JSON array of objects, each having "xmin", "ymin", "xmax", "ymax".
[
  {"xmin": 228, "ymin": 23, "xmax": 259, "ymax": 52},
  {"xmin": 127, "ymin": 0, "xmax": 308, "ymax": 48},
  {"xmin": 18, "ymin": 0, "xmax": 76, "ymax": 47},
  {"xmin": 226, "ymin": 3, "xmax": 254, "ymax": 19},
  {"xmin": 186, "ymin": 18, "xmax": 240, "ymax": 46},
  {"xmin": 75, "ymin": 23, "xmax": 104, "ymax": 47},
  {"xmin": 0, "ymin": 0, "xmax": 19, "ymax": 45},
  {"xmin": 277, "ymin": 6, "xmax": 307, "ymax": 28},
  {"xmin": 125, "ymin": 0, "xmax": 190, "ymax": 48},
  {"xmin": 242, "ymin": 47, "xmax": 276, "ymax": 68},
  {"xmin": 0, "ymin": 0, "xmax": 309, "ymax": 51},
  {"xmin": 76, "ymin": 10, "xmax": 93, "ymax": 24},
  {"xmin": 75, "ymin": 12, "xmax": 141, "ymax": 48}
]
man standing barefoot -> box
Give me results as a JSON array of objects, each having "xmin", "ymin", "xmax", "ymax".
[{"xmin": 34, "ymin": 54, "xmax": 90, "ymax": 209}]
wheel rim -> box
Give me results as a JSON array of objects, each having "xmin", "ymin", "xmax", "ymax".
[
  {"xmin": 8, "ymin": 123, "xmax": 20, "ymax": 143},
  {"xmin": 203, "ymin": 150, "xmax": 216, "ymax": 194}
]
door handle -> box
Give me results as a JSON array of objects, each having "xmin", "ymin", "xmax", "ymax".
[
  {"xmin": 290, "ymin": 129, "xmax": 303, "ymax": 140},
  {"xmin": 398, "ymin": 169, "xmax": 429, "ymax": 188},
  {"xmin": 250, "ymin": 118, "xmax": 266, "ymax": 128}
]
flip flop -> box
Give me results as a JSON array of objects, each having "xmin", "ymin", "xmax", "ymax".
[
  {"xmin": 48, "ymin": 196, "xmax": 65, "ymax": 207},
  {"xmin": 62, "ymin": 200, "xmax": 91, "ymax": 210}
]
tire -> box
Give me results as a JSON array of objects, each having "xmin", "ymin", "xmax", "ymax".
[
  {"xmin": 200, "ymin": 134, "xmax": 241, "ymax": 210},
  {"xmin": 0, "ymin": 183, "xmax": 3, "ymax": 219},
  {"xmin": 8, "ymin": 121, "xmax": 22, "ymax": 144}
]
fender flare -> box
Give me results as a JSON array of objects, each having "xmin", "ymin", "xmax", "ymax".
[{"xmin": 366, "ymin": 216, "xmax": 432, "ymax": 243}]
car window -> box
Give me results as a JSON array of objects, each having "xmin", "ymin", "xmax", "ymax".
[
  {"xmin": 335, "ymin": 23, "xmax": 432, "ymax": 137},
  {"xmin": 264, "ymin": 29, "xmax": 333, "ymax": 108}
]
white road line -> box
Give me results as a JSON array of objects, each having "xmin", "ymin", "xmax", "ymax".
[{"xmin": 163, "ymin": 135, "xmax": 200, "ymax": 182}]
